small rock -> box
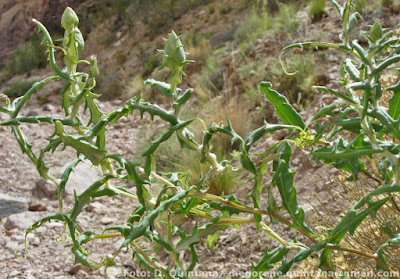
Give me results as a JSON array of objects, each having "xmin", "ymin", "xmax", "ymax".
[
  {"xmin": 10, "ymin": 233, "xmax": 24, "ymax": 241},
  {"xmin": 28, "ymin": 201, "xmax": 47, "ymax": 211},
  {"xmin": 0, "ymin": 193, "xmax": 28, "ymax": 219},
  {"xmin": 101, "ymin": 217, "xmax": 114, "ymax": 225},
  {"xmin": 5, "ymin": 240, "xmax": 20, "ymax": 250},
  {"xmin": 35, "ymin": 179, "xmax": 56, "ymax": 198},
  {"xmin": 9, "ymin": 270, "xmax": 21, "ymax": 277},
  {"xmin": 68, "ymin": 265, "xmax": 82, "ymax": 275},
  {"xmin": 4, "ymin": 211, "xmax": 46, "ymax": 231},
  {"xmin": 6, "ymin": 228, "xmax": 20, "ymax": 236},
  {"xmin": 32, "ymin": 237, "xmax": 40, "ymax": 246},
  {"xmin": 86, "ymin": 204, "xmax": 95, "ymax": 212},
  {"xmin": 43, "ymin": 103, "xmax": 55, "ymax": 111}
]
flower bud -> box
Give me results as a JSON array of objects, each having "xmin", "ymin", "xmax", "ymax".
[
  {"xmin": 162, "ymin": 31, "xmax": 186, "ymax": 70},
  {"xmin": 61, "ymin": 7, "xmax": 79, "ymax": 31}
]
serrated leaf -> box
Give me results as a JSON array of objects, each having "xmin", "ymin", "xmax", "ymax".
[
  {"xmin": 272, "ymin": 144, "xmax": 315, "ymax": 236},
  {"xmin": 309, "ymin": 101, "xmax": 340, "ymax": 123},
  {"xmin": 251, "ymin": 246, "xmax": 290, "ymax": 276},
  {"xmin": 120, "ymin": 187, "xmax": 192, "ymax": 248},
  {"xmin": 320, "ymin": 196, "xmax": 391, "ymax": 267},
  {"xmin": 260, "ymin": 82, "xmax": 305, "ymax": 129},
  {"xmin": 387, "ymin": 80, "xmax": 400, "ymax": 120},
  {"xmin": 376, "ymin": 232, "xmax": 400, "ymax": 271},
  {"xmin": 54, "ymin": 121, "xmax": 106, "ymax": 165},
  {"xmin": 59, "ymin": 157, "xmax": 83, "ymax": 196},
  {"xmin": 144, "ymin": 79, "xmax": 175, "ymax": 98},
  {"xmin": 176, "ymin": 217, "xmax": 230, "ymax": 251},
  {"xmin": 279, "ymin": 243, "xmax": 325, "ymax": 275},
  {"xmin": 314, "ymin": 86, "xmax": 357, "ymax": 104},
  {"xmin": 70, "ymin": 174, "xmax": 115, "ymax": 220},
  {"xmin": 369, "ymin": 108, "xmax": 400, "ymax": 140},
  {"xmin": 312, "ymin": 134, "xmax": 383, "ymax": 180}
]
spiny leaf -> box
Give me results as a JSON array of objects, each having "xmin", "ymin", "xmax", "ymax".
[
  {"xmin": 272, "ymin": 144, "xmax": 315, "ymax": 236},
  {"xmin": 260, "ymin": 82, "xmax": 305, "ymax": 129},
  {"xmin": 251, "ymin": 246, "xmax": 290, "ymax": 276},
  {"xmin": 25, "ymin": 213, "xmax": 65, "ymax": 238},
  {"xmin": 107, "ymin": 154, "xmax": 153, "ymax": 208},
  {"xmin": 59, "ymin": 157, "xmax": 84, "ymax": 196},
  {"xmin": 54, "ymin": 121, "xmax": 106, "ymax": 165},
  {"xmin": 1, "ymin": 116, "xmax": 77, "ymax": 127},
  {"xmin": 120, "ymin": 187, "xmax": 192, "ymax": 248},
  {"xmin": 369, "ymin": 108, "xmax": 400, "ymax": 140},
  {"xmin": 312, "ymin": 134, "xmax": 383, "ymax": 180},
  {"xmin": 176, "ymin": 217, "xmax": 230, "ymax": 251},
  {"xmin": 70, "ymin": 174, "xmax": 115, "ymax": 220},
  {"xmin": 32, "ymin": 19, "xmax": 72, "ymax": 81},
  {"xmin": 144, "ymin": 79, "xmax": 175, "ymax": 98},
  {"xmin": 279, "ymin": 243, "xmax": 326, "ymax": 275},
  {"xmin": 387, "ymin": 80, "xmax": 400, "ymax": 120},
  {"xmin": 320, "ymin": 196, "xmax": 392, "ymax": 267}
]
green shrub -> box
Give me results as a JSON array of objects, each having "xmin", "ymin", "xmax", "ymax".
[
  {"xmin": 143, "ymin": 54, "xmax": 161, "ymax": 76},
  {"xmin": 208, "ymin": 5, "xmax": 215, "ymax": 14},
  {"xmin": 113, "ymin": 50, "xmax": 126, "ymax": 66},
  {"xmin": 235, "ymin": 10, "xmax": 272, "ymax": 54},
  {"xmin": 382, "ymin": 0, "xmax": 393, "ymax": 7},
  {"xmin": 309, "ymin": 0, "xmax": 326, "ymax": 21},
  {"xmin": 97, "ymin": 32, "xmax": 115, "ymax": 46},
  {"xmin": 4, "ymin": 36, "xmax": 46, "ymax": 76},
  {"xmin": 3, "ymin": 80, "xmax": 36, "ymax": 99},
  {"xmin": 198, "ymin": 57, "xmax": 224, "ymax": 95},
  {"xmin": 353, "ymin": 0, "xmax": 366, "ymax": 14},
  {"xmin": 272, "ymin": 3, "xmax": 299, "ymax": 39},
  {"xmin": 218, "ymin": 5, "xmax": 231, "ymax": 15},
  {"xmin": 271, "ymin": 53, "xmax": 317, "ymax": 108}
]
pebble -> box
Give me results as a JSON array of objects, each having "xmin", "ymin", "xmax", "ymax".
[
  {"xmin": 68, "ymin": 265, "xmax": 82, "ymax": 275},
  {"xmin": 5, "ymin": 240, "xmax": 21, "ymax": 250},
  {"xmin": 9, "ymin": 270, "xmax": 21, "ymax": 277},
  {"xmin": 101, "ymin": 217, "xmax": 114, "ymax": 225},
  {"xmin": 6, "ymin": 228, "xmax": 20, "ymax": 236},
  {"xmin": 42, "ymin": 103, "xmax": 55, "ymax": 112},
  {"xmin": 29, "ymin": 201, "xmax": 47, "ymax": 211}
]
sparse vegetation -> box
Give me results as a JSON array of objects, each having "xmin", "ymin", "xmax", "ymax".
[
  {"xmin": 309, "ymin": 0, "xmax": 326, "ymax": 22},
  {"xmin": 3, "ymin": 35, "xmax": 46, "ymax": 78},
  {"xmin": 3, "ymin": 80, "xmax": 36, "ymax": 99}
]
